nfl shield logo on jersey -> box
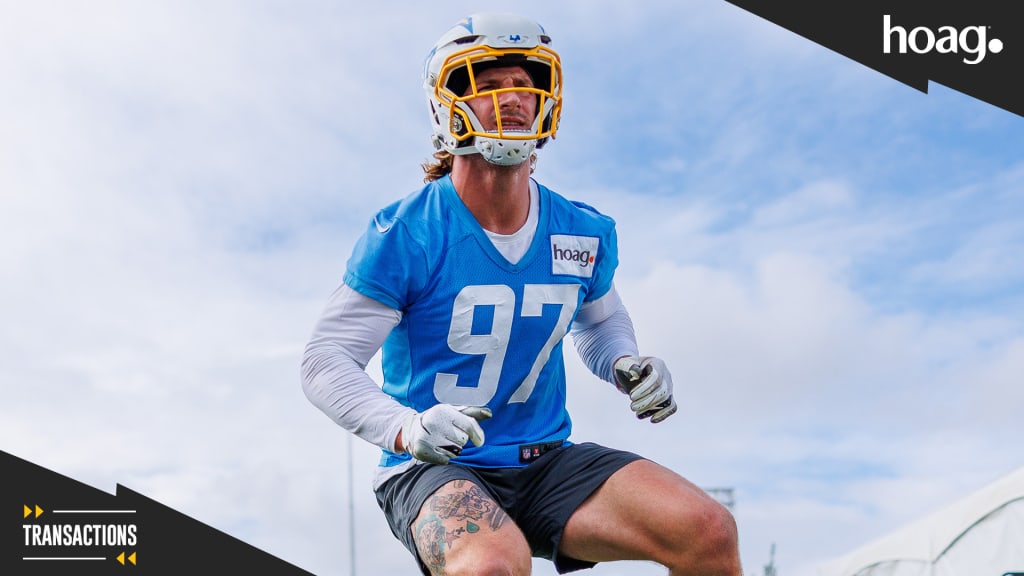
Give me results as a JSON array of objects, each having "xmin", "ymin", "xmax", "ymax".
[{"xmin": 550, "ymin": 234, "xmax": 598, "ymax": 278}]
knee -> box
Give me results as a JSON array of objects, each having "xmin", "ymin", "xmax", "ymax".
[
  {"xmin": 651, "ymin": 498, "xmax": 739, "ymax": 576},
  {"xmin": 692, "ymin": 500, "xmax": 741, "ymax": 569},
  {"xmin": 442, "ymin": 547, "xmax": 531, "ymax": 576},
  {"xmin": 438, "ymin": 531, "xmax": 531, "ymax": 576},
  {"xmin": 702, "ymin": 501, "xmax": 739, "ymax": 557}
]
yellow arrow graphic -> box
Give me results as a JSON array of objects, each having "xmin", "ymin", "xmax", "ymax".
[
  {"xmin": 117, "ymin": 552, "xmax": 125, "ymax": 565},
  {"xmin": 35, "ymin": 505, "xmax": 43, "ymax": 518},
  {"xmin": 23, "ymin": 505, "xmax": 43, "ymax": 518},
  {"xmin": 128, "ymin": 552, "xmax": 137, "ymax": 565}
]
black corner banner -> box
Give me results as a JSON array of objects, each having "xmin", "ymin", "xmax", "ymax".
[
  {"xmin": 2, "ymin": 450, "xmax": 313, "ymax": 576},
  {"xmin": 723, "ymin": 0, "xmax": 1022, "ymax": 118}
]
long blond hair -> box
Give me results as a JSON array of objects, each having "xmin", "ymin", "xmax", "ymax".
[{"xmin": 421, "ymin": 150, "xmax": 454, "ymax": 182}]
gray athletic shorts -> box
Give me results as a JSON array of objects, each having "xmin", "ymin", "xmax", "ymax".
[{"xmin": 374, "ymin": 442, "xmax": 644, "ymax": 575}]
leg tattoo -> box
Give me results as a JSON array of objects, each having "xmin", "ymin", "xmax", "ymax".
[
  {"xmin": 414, "ymin": 515, "xmax": 449, "ymax": 574},
  {"xmin": 414, "ymin": 482, "xmax": 512, "ymax": 574}
]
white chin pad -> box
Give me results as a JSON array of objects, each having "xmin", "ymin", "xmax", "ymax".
[{"xmin": 475, "ymin": 135, "xmax": 537, "ymax": 166}]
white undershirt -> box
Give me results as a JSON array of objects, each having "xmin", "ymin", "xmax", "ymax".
[{"xmin": 483, "ymin": 180, "xmax": 540, "ymax": 264}]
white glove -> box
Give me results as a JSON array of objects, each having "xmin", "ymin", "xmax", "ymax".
[
  {"xmin": 401, "ymin": 404, "xmax": 493, "ymax": 465},
  {"xmin": 613, "ymin": 356, "xmax": 678, "ymax": 423}
]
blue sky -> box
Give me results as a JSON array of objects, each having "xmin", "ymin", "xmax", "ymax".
[{"xmin": 2, "ymin": 1, "xmax": 1021, "ymax": 575}]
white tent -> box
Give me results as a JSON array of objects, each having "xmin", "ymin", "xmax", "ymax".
[{"xmin": 818, "ymin": 466, "xmax": 1024, "ymax": 576}]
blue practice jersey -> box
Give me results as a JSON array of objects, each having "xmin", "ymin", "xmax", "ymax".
[{"xmin": 344, "ymin": 175, "xmax": 619, "ymax": 469}]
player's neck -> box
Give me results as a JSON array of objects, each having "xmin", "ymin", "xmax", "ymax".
[{"xmin": 450, "ymin": 155, "xmax": 532, "ymax": 235}]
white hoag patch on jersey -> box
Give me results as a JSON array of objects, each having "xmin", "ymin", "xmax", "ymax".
[{"xmin": 550, "ymin": 234, "xmax": 598, "ymax": 278}]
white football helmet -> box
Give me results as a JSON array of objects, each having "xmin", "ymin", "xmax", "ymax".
[{"xmin": 423, "ymin": 13, "xmax": 563, "ymax": 166}]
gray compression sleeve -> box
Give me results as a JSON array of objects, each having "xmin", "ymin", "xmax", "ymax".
[
  {"xmin": 300, "ymin": 283, "xmax": 415, "ymax": 452},
  {"xmin": 570, "ymin": 286, "xmax": 640, "ymax": 385}
]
